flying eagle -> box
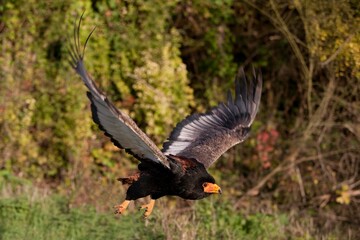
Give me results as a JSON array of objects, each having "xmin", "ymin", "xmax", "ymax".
[{"xmin": 68, "ymin": 15, "xmax": 262, "ymax": 218}]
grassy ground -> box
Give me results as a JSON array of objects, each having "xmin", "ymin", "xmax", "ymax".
[
  {"xmin": 0, "ymin": 186, "xmax": 291, "ymax": 240},
  {"xmin": 0, "ymin": 174, "xmax": 347, "ymax": 240},
  {"xmin": 0, "ymin": 196, "xmax": 158, "ymax": 240}
]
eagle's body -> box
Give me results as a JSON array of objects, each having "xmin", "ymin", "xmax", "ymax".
[
  {"xmin": 122, "ymin": 156, "xmax": 216, "ymax": 201},
  {"xmin": 69, "ymin": 15, "xmax": 262, "ymax": 218}
]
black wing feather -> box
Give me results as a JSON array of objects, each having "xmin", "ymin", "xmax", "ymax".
[
  {"xmin": 69, "ymin": 15, "xmax": 169, "ymax": 168},
  {"xmin": 162, "ymin": 69, "xmax": 262, "ymax": 168}
]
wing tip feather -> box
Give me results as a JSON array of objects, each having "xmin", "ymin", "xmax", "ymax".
[{"xmin": 162, "ymin": 66, "xmax": 263, "ymax": 164}]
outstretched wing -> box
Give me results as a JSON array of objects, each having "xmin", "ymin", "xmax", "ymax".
[
  {"xmin": 68, "ymin": 14, "xmax": 169, "ymax": 168},
  {"xmin": 162, "ymin": 68, "xmax": 262, "ymax": 168}
]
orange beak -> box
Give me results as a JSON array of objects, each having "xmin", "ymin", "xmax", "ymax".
[{"xmin": 203, "ymin": 182, "xmax": 222, "ymax": 194}]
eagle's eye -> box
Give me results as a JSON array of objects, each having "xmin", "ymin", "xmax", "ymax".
[{"xmin": 202, "ymin": 182, "xmax": 208, "ymax": 188}]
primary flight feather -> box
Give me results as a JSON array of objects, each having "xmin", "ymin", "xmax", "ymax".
[{"xmin": 69, "ymin": 15, "xmax": 262, "ymax": 218}]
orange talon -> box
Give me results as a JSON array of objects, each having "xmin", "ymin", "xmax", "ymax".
[
  {"xmin": 114, "ymin": 200, "xmax": 130, "ymax": 215},
  {"xmin": 140, "ymin": 199, "xmax": 155, "ymax": 218}
]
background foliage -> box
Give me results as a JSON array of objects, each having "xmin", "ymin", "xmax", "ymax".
[{"xmin": 0, "ymin": 0, "xmax": 359, "ymax": 239}]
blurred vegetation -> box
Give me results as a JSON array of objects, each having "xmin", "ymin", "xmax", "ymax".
[
  {"xmin": 0, "ymin": 184, "xmax": 291, "ymax": 240},
  {"xmin": 0, "ymin": 0, "xmax": 359, "ymax": 239}
]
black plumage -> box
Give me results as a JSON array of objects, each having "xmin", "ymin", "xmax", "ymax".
[{"xmin": 68, "ymin": 15, "xmax": 262, "ymax": 218}]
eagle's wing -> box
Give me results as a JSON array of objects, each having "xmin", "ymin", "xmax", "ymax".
[
  {"xmin": 162, "ymin": 68, "xmax": 262, "ymax": 168},
  {"xmin": 68, "ymin": 15, "xmax": 169, "ymax": 168}
]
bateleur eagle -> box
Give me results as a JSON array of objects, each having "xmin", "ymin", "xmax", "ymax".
[{"xmin": 68, "ymin": 15, "xmax": 262, "ymax": 218}]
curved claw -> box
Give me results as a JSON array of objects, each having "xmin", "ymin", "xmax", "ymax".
[
  {"xmin": 140, "ymin": 199, "xmax": 155, "ymax": 218},
  {"xmin": 114, "ymin": 200, "xmax": 130, "ymax": 215}
]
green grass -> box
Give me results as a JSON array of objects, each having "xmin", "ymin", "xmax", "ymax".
[
  {"xmin": 0, "ymin": 175, "xmax": 294, "ymax": 240},
  {"xmin": 0, "ymin": 195, "xmax": 164, "ymax": 240},
  {"xmin": 0, "ymin": 175, "xmax": 343, "ymax": 240},
  {"xmin": 192, "ymin": 199, "xmax": 289, "ymax": 239},
  {"xmin": 0, "ymin": 192, "xmax": 291, "ymax": 240}
]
